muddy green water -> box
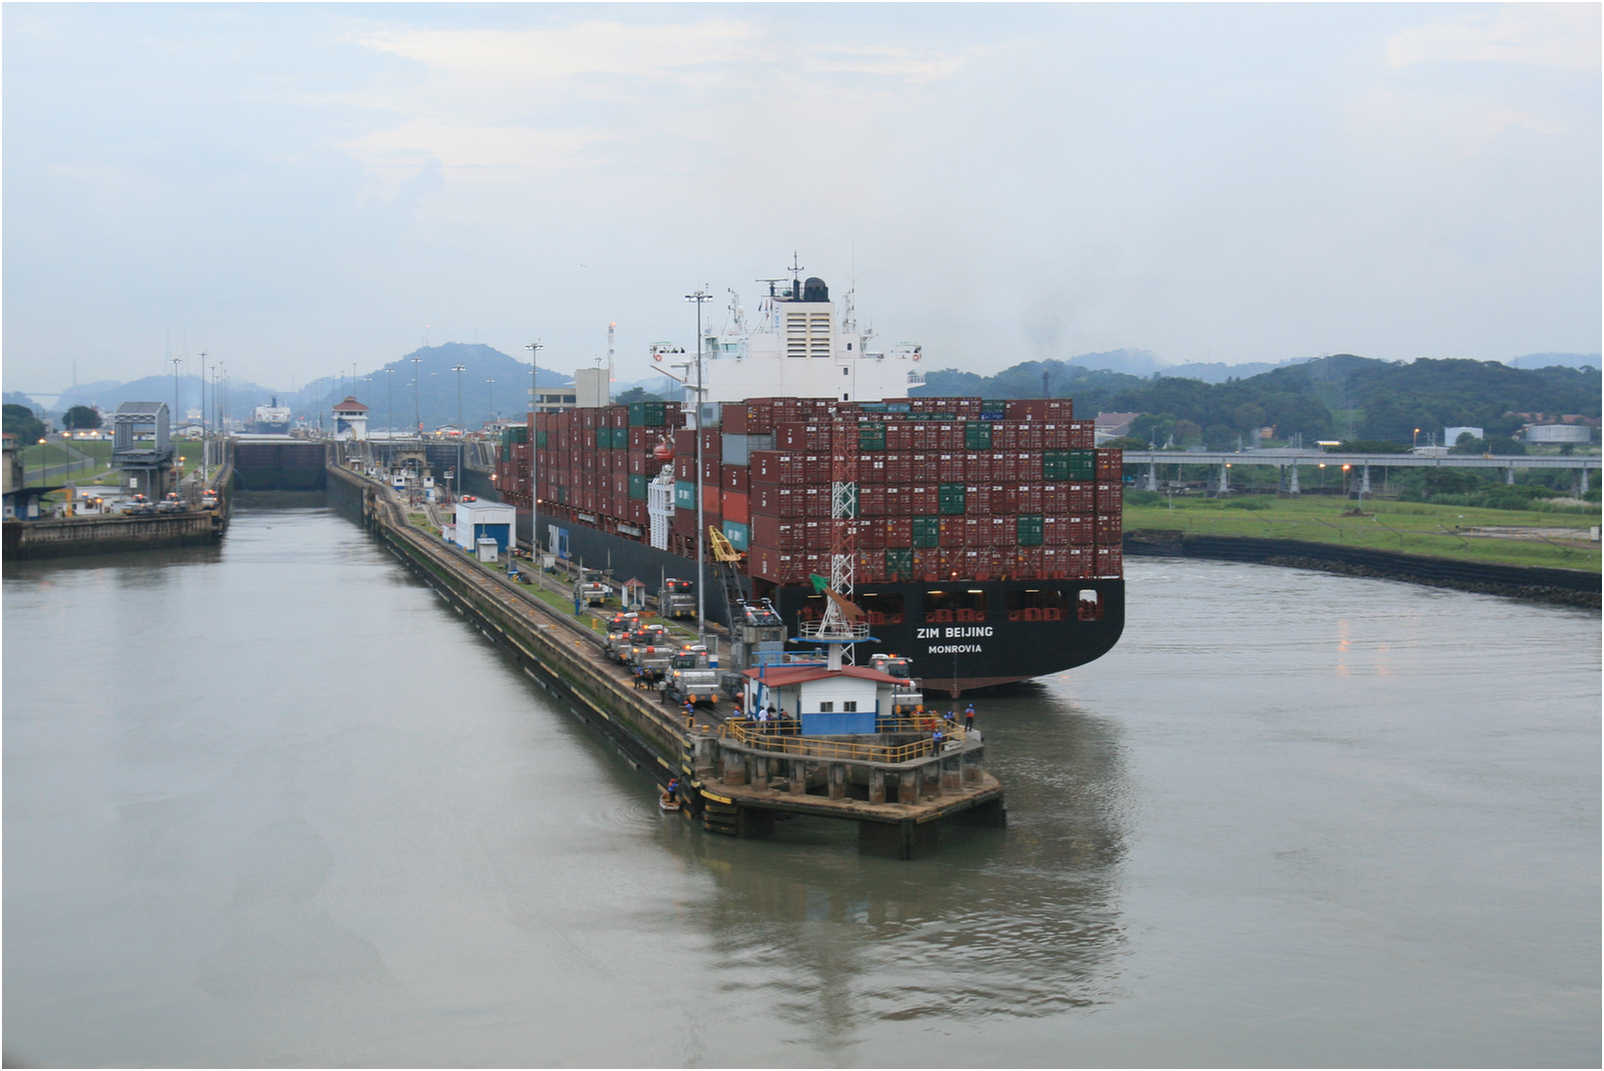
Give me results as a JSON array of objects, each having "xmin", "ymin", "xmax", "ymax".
[{"xmin": 5, "ymin": 502, "xmax": 1598, "ymax": 1066}]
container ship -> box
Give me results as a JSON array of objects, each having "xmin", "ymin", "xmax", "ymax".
[
  {"xmin": 492, "ymin": 267, "xmax": 1124, "ymax": 694},
  {"xmin": 249, "ymin": 397, "xmax": 293, "ymax": 435}
]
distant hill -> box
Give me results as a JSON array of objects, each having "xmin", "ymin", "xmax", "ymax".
[
  {"xmin": 1507, "ymin": 352, "xmax": 1600, "ymax": 371},
  {"xmin": 916, "ymin": 353, "xmax": 1599, "ymax": 445}
]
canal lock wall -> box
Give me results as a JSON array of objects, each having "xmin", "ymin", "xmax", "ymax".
[{"xmin": 327, "ymin": 462, "xmax": 1006, "ymax": 857}]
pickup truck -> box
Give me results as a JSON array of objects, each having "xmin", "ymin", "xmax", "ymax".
[
  {"xmin": 661, "ymin": 644, "xmax": 720, "ymax": 707},
  {"xmin": 869, "ymin": 653, "xmax": 924, "ymax": 715},
  {"xmin": 658, "ymin": 578, "xmax": 696, "ymax": 620}
]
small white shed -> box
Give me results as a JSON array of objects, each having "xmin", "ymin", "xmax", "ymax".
[{"xmin": 453, "ymin": 498, "xmax": 516, "ymax": 554}]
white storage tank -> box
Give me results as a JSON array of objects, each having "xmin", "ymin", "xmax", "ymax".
[{"xmin": 1524, "ymin": 424, "xmax": 1591, "ymax": 444}]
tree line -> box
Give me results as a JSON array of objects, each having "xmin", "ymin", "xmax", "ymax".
[{"xmin": 917, "ymin": 354, "xmax": 1599, "ymax": 448}]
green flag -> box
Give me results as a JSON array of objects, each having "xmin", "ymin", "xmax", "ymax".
[{"xmin": 809, "ymin": 573, "xmax": 830, "ymax": 593}]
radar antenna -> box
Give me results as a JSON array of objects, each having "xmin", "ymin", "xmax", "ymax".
[{"xmin": 788, "ymin": 251, "xmax": 804, "ymax": 299}]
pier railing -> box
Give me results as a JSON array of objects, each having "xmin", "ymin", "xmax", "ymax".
[{"xmin": 718, "ymin": 719, "xmax": 968, "ymax": 765}]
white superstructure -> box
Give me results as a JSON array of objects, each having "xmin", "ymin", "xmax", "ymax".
[{"xmin": 651, "ymin": 262, "xmax": 925, "ymax": 415}]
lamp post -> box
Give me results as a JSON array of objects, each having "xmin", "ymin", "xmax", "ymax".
[
  {"xmin": 417, "ymin": 351, "xmax": 429, "ymax": 436},
  {"xmin": 1413, "ymin": 427, "xmax": 1420, "ymax": 450},
  {"xmin": 199, "ymin": 351, "xmax": 209, "ymax": 484},
  {"xmin": 385, "ymin": 367, "xmax": 395, "ymax": 443},
  {"xmin": 452, "ymin": 362, "xmax": 466, "ymax": 504},
  {"xmin": 685, "ymin": 285, "xmax": 712, "ymax": 644},
  {"xmin": 525, "ymin": 340, "xmax": 543, "ymax": 558}
]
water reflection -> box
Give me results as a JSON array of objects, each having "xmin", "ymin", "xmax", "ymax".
[{"xmin": 650, "ymin": 682, "xmax": 1130, "ymax": 1055}]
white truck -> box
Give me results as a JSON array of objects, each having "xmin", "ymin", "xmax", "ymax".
[{"xmin": 869, "ymin": 653, "xmax": 924, "ymax": 715}]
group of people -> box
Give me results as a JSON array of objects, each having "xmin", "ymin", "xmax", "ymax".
[{"xmin": 739, "ymin": 704, "xmax": 791, "ymax": 731}]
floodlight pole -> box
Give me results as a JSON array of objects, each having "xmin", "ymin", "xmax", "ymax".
[
  {"xmin": 453, "ymin": 363, "xmax": 466, "ymax": 504},
  {"xmin": 686, "ymin": 286, "xmax": 712, "ymax": 644},
  {"xmin": 526, "ymin": 340, "xmax": 543, "ymax": 559}
]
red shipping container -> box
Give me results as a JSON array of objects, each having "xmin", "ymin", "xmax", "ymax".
[
  {"xmin": 885, "ymin": 423, "xmax": 911, "ymax": 451},
  {"xmin": 721, "ymin": 464, "xmax": 748, "ymax": 493},
  {"xmin": 882, "ymin": 516, "xmax": 912, "ymax": 546},
  {"xmin": 1006, "ymin": 400, "xmax": 1047, "ymax": 421},
  {"xmin": 940, "ymin": 516, "xmax": 966, "ymax": 547},
  {"xmin": 908, "ymin": 485, "xmax": 936, "ymax": 515},
  {"xmin": 720, "ymin": 402, "xmax": 748, "ymax": 435},
  {"xmin": 858, "ymin": 519, "xmax": 886, "ymax": 550},
  {"xmin": 966, "ymin": 485, "xmax": 991, "ymax": 516},
  {"xmin": 883, "ymin": 486, "xmax": 907, "ymax": 516},
  {"xmin": 1096, "ymin": 545, "xmax": 1122, "ymax": 576},
  {"xmin": 962, "ymin": 517, "xmax": 983, "ymax": 546},
  {"xmin": 886, "ymin": 453, "xmax": 913, "ymax": 483},
  {"xmin": 724, "ymin": 491, "xmax": 749, "ymax": 525},
  {"xmin": 675, "ymin": 457, "xmax": 693, "ymax": 481},
  {"xmin": 746, "ymin": 400, "xmax": 773, "ymax": 435},
  {"xmin": 1068, "ymin": 421, "xmax": 1095, "ymax": 449},
  {"xmin": 803, "ymin": 486, "xmax": 828, "ymax": 515},
  {"xmin": 1066, "ymin": 517, "xmax": 1094, "ymax": 545},
  {"xmin": 987, "ymin": 484, "xmax": 1015, "ymax": 515},
  {"xmin": 1095, "ymin": 448, "xmax": 1123, "ymax": 481},
  {"xmin": 1066, "ymin": 482, "xmax": 1094, "ymax": 513},
  {"xmin": 856, "ymin": 485, "xmax": 882, "ymax": 517},
  {"xmin": 912, "ymin": 454, "xmax": 939, "ymax": 482},
  {"xmin": 988, "ymin": 516, "xmax": 1013, "ymax": 546},
  {"xmin": 776, "ymin": 422, "xmax": 804, "ymax": 450},
  {"xmin": 627, "ymin": 451, "xmax": 646, "ymax": 476},
  {"xmin": 938, "ymin": 423, "xmax": 964, "ymax": 450},
  {"xmin": 699, "ymin": 428, "xmax": 721, "ymax": 461},
  {"xmin": 1042, "ymin": 483, "xmax": 1069, "ymax": 514},
  {"xmin": 1096, "ymin": 481, "xmax": 1123, "ymax": 512},
  {"xmin": 858, "ymin": 456, "xmax": 886, "ymax": 484},
  {"xmin": 938, "ymin": 453, "xmax": 963, "ymax": 481},
  {"xmin": 1017, "ymin": 484, "xmax": 1043, "ymax": 513}
]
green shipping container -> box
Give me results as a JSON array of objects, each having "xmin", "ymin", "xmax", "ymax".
[
  {"xmin": 1042, "ymin": 450, "xmax": 1069, "ymax": 480},
  {"xmin": 913, "ymin": 516, "xmax": 941, "ymax": 548},
  {"xmin": 885, "ymin": 548, "xmax": 913, "ymax": 580},
  {"xmin": 628, "ymin": 473, "xmax": 648, "ymax": 500},
  {"xmin": 964, "ymin": 422, "xmax": 993, "ymax": 450},
  {"xmin": 645, "ymin": 402, "xmax": 668, "ymax": 427},
  {"xmin": 535, "ymin": 430, "xmax": 547, "ymax": 448},
  {"xmin": 938, "ymin": 483, "xmax": 966, "ymax": 516},
  {"xmin": 614, "ymin": 427, "xmax": 630, "ymax": 449},
  {"xmin": 595, "ymin": 427, "xmax": 611, "ymax": 450},
  {"xmin": 723, "ymin": 520, "xmax": 750, "ymax": 552},
  {"xmin": 859, "ymin": 424, "xmax": 887, "ymax": 451},
  {"xmin": 1017, "ymin": 514, "xmax": 1045, "ymax": 546},
  {"xmin": 674, "ymin": 481, "xmax": 696, "ymax": 511},
  {"xmin": 1068, "ymin": 449, "xmax": 1096, "ymax": 480},
  {"xmin": 627, "ymin": 402, "xmax": 646, "ymax": 427}
]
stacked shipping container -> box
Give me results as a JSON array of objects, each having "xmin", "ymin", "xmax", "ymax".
[{"xmin": 499, "ymin": 396, "xmax": 1125, "ymax": 582}]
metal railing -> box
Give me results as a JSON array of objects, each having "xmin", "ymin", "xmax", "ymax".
[{"xmin": 719, "ymin": 717, "xmax": 967, "ymax": 764}]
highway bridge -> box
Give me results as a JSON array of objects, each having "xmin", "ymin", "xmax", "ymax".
[{"xmin": 1121, "ymin": 449, "xmax": 1600, "ymax": 495}]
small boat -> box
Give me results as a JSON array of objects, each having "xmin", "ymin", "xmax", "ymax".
[{"xmin": 658, "ymin": 791, "xmax": 681, "ymax": 813}]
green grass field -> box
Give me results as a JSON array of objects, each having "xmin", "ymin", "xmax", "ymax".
[{"xmin": 1125, "ymin": 494, "xmax": 1602, "ymax": 573}]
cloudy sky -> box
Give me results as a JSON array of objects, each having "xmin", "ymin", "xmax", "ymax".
[{"xmin": 4, "ymin": 3, "xmax": 1599, "ymax": 394}]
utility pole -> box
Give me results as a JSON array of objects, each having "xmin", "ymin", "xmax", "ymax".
[
  {"xmin": 417, "ymin": 352, "xmax": 429, "ymax": 432},
  {"xmin": 199, "ymin": 351, "xmax": 209, "ymax": 485},
  {"xmin": 685, "ymin": 286, "xmax": 712, "ymax": 644},
  {"xmin": 452, "ymin": 362, "xmax": 466, "ymax": 505},
  {"xmin": 170, "ymin": 354, "xmax": 181, "ymax": 437},
  {"xmin": 486, "ymin": 377, "xmax": 495, "ymax": 423},
  {"xmin": 525, "ymin": 340, "xmax": 543, "ymax": 558},
  {"xmin": 386, "ymin": 367, "xmax": 395, "ymax": 442}
]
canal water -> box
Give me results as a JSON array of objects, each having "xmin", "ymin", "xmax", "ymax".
[{"xmin": 5, "ymin": 502, "xmax": 1598, "ymax": 1067}]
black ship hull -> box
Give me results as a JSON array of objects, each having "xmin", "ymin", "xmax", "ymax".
[{"xmin": 475, "ymin": 484, "xmax": 1125, "ymax": 696}]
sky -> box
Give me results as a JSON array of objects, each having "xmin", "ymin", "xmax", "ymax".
[{"xmin": 3, "ymin": 2, "xmax": 1599, "ymax": 396}]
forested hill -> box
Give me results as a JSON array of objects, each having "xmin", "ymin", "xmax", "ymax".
[{"xmin": 915, "ymin": 355, "xmax": 1600, "ymax": 444}]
